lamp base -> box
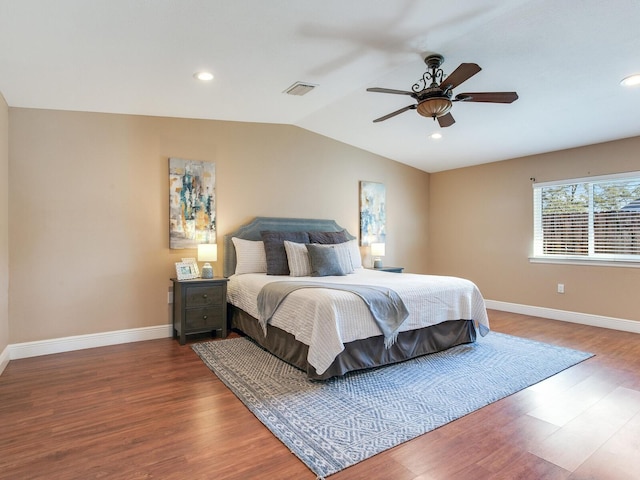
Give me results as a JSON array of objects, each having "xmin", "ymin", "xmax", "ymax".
[
  {"xmin": 373, "ymin": 258, "xmax": 383, "ymax": 269},
  {"xmin": 201, "ymin": 263, "xmax": 214, "ymax": 279}
]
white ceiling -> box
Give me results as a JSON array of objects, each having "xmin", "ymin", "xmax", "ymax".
[{"xmin": 2, "ymin": 0, "xmax": 640, "ymax": 172}]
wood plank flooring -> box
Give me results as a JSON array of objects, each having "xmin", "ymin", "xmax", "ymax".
[{"xmin": 1, "ymin": 310, "xmax": 640, "ymax": 479}]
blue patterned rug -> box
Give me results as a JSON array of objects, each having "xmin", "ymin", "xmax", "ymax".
[{"xmin": 192, "ymin": 332, "xmax": 592, "ymax": 478}]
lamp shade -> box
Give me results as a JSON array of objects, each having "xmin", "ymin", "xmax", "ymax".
[
  {"xmin": 370, "ymin": 243, "xmax": 385, "ymax": 257},
  {"xmin": 416, "ymin": 97, "xmax": 452, "ymax": 118},
  {"xmin": 197, "ymin": 243, "xmax": 217, "ymax": 262}
]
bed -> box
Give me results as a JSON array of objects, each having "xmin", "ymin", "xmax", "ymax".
[{"xmin": 224, "ymin": 217, "xmax": 489, "ymax": 380}]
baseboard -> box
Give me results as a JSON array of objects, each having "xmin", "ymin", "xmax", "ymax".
[
  {"xmin": 3, "ymin": 302, "xmax": 638, "ymax": 369},
  {"xmin": 485, "ymin": 300, "xmax": 640, "ymax": 334},
  {"xmin": 8, "ymin": 324, "xmax": 173, "ymax": 361},
  {"xmin": 0, "ymin": 345, "xmax": 9, "ymax": 375}
]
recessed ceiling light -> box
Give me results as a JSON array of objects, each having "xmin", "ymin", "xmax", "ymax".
[
  {"xmin": 620, "ymin": 74, "xmax": 640, "ymax": 87},
  {"xmin": 430, "ymin": 132, "xmax": 442, "ymax": 140},
  {"xmin": 194, "ymin": 71, "xmax": 214, "ymax": 81}
]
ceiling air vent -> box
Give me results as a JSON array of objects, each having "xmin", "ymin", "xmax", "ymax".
[{"xmin": 283, "ymin": 82, "xmax": 317, "ymax": 96}]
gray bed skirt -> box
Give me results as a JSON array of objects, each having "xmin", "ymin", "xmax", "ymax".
[{"xmin": 229, "ymin": 305, "xmax": 477, "ymax": 380}]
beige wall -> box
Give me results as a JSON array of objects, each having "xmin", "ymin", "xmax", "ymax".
[
  {"xmin": 8, "ymin": 105, "xmax": 638, "ymax": 346},
  {"xmin": 0, "ymin": 93, "xmax": 8, "ymax": 356},
  {"xmin": 429, "ymin": 136, "xmax": 640, "ymax": 322},
  {"xmin": 8, "ymin": 108, "xmax": 430, "ymax": 344}
]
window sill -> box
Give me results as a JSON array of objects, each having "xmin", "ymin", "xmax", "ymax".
[{"xmin": 529, "ymin": 256, "xmax": 640, "ymax": 268}]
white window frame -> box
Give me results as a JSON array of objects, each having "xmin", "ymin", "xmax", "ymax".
[{"xmin": 531, "ymin": 171, "xmax": 640, "ymax": 268}]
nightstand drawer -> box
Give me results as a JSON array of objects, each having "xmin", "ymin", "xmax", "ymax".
[
  {"xmin": 184, "ymin": 307, "xmax": 224, "ymax": 330},
  {"xmin": 185, "ymin": 286, "xmax": 223, "ymax": 307}
]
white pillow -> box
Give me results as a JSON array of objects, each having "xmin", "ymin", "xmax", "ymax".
[
  {"xmin": 284, "ymin": 240, "xmax": 312, "ymax": 277},
  {"xmin": 232, "ymin": 237, "xmax": 267, "ymax": 275},
  {"xmin": 345, "ymin": 239, "xmax": 363, "ymax": 269}
]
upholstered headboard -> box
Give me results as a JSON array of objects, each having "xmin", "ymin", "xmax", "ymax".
[{"xmin": 223, "ymin": 217, "xmax": 356, "ymax": 277}]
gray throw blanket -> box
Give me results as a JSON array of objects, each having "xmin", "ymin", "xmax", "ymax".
[{"xmin": 257, "ymin": 281, "xmax": 409, "ymax": 348}]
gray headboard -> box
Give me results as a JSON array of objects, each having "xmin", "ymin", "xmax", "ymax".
[{"xmin": 223, "ymin": 217, "xmax": 356, "ymax": 277}]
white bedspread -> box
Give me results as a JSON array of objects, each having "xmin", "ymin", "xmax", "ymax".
[{"xmin": 227, "ymin": 269, "xmax": 489, "ymax": 375}]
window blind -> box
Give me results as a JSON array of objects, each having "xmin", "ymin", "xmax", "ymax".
[{"xmin": 533, "ymin": 172, "xmax": 640, "ymax": 261}]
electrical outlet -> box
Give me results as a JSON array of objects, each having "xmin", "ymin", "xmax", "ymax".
[{"xmin": 557, "ymin": 283, "xmax": 565, "ymax": 294}]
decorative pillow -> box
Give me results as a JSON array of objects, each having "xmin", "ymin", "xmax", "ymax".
[
  {"xmin": 261, "ymin": 231, "xmax": 310, "ymax": 275},
  {"xmin": 231, "ymin": 237, "xmax": 267, "ymax": 275},
  {"xmin": 345, "ymin": 239, "xmax": 363, "ymax": 269},
  {"xmin": 308, "ymin": 230, "xmax": 349, "ymax": 244},
  {"xmin": 330, "ymin": 242, "xmax": 355, "ymax": 274},
  {"xmin": 306, "ymin": 244, "xmax": 348, "ymax": 277},
  {"xmin": 283, "ymin": 240, "xmax": 312, "ymax": 277}
]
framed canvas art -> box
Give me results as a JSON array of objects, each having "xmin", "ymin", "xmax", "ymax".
[
  {"xmin": 359, "ymin": 181, "xmax": 386, "ymax": 246},
  {"xmin": 169, "ymin": 158, "xmax": 216, "ymax": 249}
]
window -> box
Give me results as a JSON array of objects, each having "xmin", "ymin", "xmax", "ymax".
[{"xmin": 533, "ymin": 172, "xmax": 640, "ymax": 264}]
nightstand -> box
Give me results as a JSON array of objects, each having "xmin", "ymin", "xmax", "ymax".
[
  {"xmin": 171, "ymin": 277, "xmax": 228, "ymax": 345},
  {"xmin": 370, "ymin": 266, "xmax": 404, "ymax": 273}
]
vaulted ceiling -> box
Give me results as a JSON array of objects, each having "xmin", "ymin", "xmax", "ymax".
[{"xmin": 2, "ymin": 0, "xmax": 640, "ymax": 172}]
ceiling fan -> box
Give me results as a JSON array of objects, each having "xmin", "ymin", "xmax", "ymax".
[{"xmin": 367, "ymin": 54, "xmax": 518, "ymax": 127}]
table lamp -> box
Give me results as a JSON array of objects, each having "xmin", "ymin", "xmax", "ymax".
[
  {"xmin": 197, "ymin": 243, "xmax": 217, "ymax": 279},
  {"xmin": 371, "ymin": 243, "xmax": 385, "ymax": 268}
]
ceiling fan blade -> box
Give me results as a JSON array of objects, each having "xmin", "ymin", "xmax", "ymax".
[
  {"xmin": 373, "ymin": 104, "xmax": 416, "ymax": 123},
  {"xmin": 455, "ymin": 92, "xmax": 519, "ymax": 103},
  {"xmin": 437, "ymin": 112, "xmax": 455, "ymax": 128},
  {"xmin": 367, "ymin": 87, "xmax": 415, "ymax": 96},
  {"xmin": 439, "ymin": 63, "xmax": 481, "ymax": 91}
]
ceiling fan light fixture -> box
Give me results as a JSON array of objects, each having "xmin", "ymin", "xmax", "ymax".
[
  {"xmin": 620, "ymin": 74, "xmax": 640, "ymax": 87},
  {"xmin": 416, "ymin": 97, "xmax": 452, "ymax": 119}
]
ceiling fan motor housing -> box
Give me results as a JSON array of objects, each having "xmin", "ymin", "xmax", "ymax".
[
  {"xmin": 425, "ymin": 54, "xmax": 445, "ymax": 70},
  {"xmin": 414, "ymin": 54, "xmax": 453, "ymax": 118}
]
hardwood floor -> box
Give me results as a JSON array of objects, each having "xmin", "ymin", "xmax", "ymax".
[{"xmin": 1, "ymin": 310, "xmax": 639, "ymax": 479}]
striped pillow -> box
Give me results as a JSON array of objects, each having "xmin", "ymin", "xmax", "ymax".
[
  {"xmin": 284, "ymin": 240, "xmax": 312, "ymax": 277},
  {"xmin": 232, "ymin": 237, "xmax": 267, "ymax": 275},
  {"xmin": 345, "ymin": 239, "xmax": 363, "ymax": 269}
]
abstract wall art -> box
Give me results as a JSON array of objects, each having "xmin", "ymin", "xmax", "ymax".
[
  {"xmin": 359, "ymin": 181, "xmax": 386, "ymax": 246},
  {"xmin": 169, "ymin": 158, "xmax": 216, "ymax": 249}
]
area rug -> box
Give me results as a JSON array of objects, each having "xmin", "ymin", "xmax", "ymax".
[{"xmin": 192, "ymin": 332, "xmax": 592, "ymax": 478}]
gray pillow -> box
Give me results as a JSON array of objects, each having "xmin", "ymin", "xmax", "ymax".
[
  {"xmin": 261, "ymin": 231, "xmax": 310, "ymax": 275},
  {"xmin": 308, "ymin": 230, "xmax": 349, "ymax": 244},
  {"xmin": 306, "ymin": 244, "xmax": 348, "ymax": 277}
]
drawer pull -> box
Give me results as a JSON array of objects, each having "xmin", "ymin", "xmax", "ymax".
[
  {"xmin": 203, "ymin": 315, "xmax": 208, "ymax": 320},
  {"xmin": 202, "ymin": 294, "xmax": 208, "ymax": 299}
]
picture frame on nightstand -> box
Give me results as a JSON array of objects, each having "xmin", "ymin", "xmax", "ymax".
[
  {"xmin": 181, "ymin": 257, "xmax": 200, "ymax": 277},
  {"xmin": 175, "ymin": 261, "xmax": 199, "ymax": 280}
]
